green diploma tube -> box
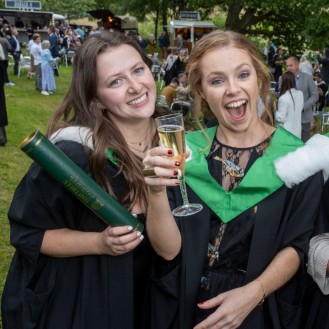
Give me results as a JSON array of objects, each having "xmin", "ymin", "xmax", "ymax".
[{"xmin": 20, "ymin": 131, "xmax": 144, "ymax": 232}]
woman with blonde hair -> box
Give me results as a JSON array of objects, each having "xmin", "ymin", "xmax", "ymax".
[{"xmin": 144, "ymin": 30, "xmax": 323, "ymax": 328}]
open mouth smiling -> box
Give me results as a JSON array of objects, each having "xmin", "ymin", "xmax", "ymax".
[
  {"xmin": 128, "ymin": 93, "xmax": 148, "ymax": 106},
  {"xmin": 225, "ymin": 99, "xmax": 247, "ymax": 120}
]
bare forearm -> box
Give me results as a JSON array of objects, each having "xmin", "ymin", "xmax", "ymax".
[
  {"xmin": 146, "ymin": 190, "xmax": 181, "ymax": 260},
  {"xmin": 254, "ymin": 247, "xmax": 300, "ymax": 301},
  {"xmin": 41, "ymin": 228, "xmax": 102, "ymax": 257}
]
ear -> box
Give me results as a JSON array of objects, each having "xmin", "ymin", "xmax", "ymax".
[{"xmin": 95, "ymin": 99, "xmax": 105, "ymax": 110}]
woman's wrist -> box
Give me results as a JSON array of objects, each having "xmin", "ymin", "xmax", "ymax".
[{"xmin": 254, "ymin": 279, "xmax": 266, "ymax": 305}]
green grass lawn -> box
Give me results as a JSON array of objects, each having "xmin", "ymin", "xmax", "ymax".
[{"xmin": 0, "ymin": 63, "xmax": 72, "ymax": 327}]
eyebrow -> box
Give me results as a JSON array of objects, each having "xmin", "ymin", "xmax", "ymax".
[
  {"xmin": 205, "ymin": 62, "xmax": 252, "ymax": 77},
  {"xmin": 102, "ymin": 61, "xmax": 145, "ymax": 85}
]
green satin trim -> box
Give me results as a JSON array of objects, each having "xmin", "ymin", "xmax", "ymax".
[
  {"xmin": 185, "ymin": 126, "xmax": 304, "ymax": 222},
  {"xmin": 106, "ymin": 149, "xmax": 118, "ymax": 166}
]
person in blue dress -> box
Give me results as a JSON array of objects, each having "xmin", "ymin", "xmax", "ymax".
[{"xmin": 41, "ymin": 40, "xmax": 56, "ymax": 96}]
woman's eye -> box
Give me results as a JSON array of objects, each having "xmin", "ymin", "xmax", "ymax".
[
  {"xmin": 136, "ymin": 67, "xmax": 145, "ymax": 74},
  {"xmin": 212, "ymin": 78, "xmax": 225, "ymax": 85},
  {"xmin": 134, "ymin": 67, "xmax": 145, "ymax": 75},
  {"xmin": 110, "ymin": 79, "xmax": 121, "ymax": 87},
  {"xmin": 239, "ymin": 72, "xmax": 249, "ymax": 79}
]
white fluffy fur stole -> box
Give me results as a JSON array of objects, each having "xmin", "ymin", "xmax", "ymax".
[
  {"xmin": 50, "ymin": 126, "xmax": 94, "ymax": 150},
  {"xmin": 275, "ymin": 134, "xmax": 329, "ymax": 187}
]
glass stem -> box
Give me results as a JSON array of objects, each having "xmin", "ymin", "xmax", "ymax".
[{"xmin": 178, "ymin": 171, "xmax": 190, "ymax": 206}]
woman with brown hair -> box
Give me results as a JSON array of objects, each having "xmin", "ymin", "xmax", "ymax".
[
  {"xmin": 2, "ymin": 31, "xmax": 162, "ymax": 329},
  {"xmin": 144, "ymin": 30, "xmax": 323, "ymax": 329},
  {"xmin": 275, "ymin": 71, "xmax": 304, "ymax": 138}
]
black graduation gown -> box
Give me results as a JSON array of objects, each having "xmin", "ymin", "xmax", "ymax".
[
  {"xmin": 1, "ymin": 141, "xmax": 152, "ymax": 329},
  {"xmin": 150, "ymin": 173, "xmax": 323, "ymax": 329},
  {"xmin": 0, "ymin": 60, "xmax": 8, "ymax": 126},
  {"xmin": 301, "ymin": 181, "xmax": 329, "ymax": 329}
]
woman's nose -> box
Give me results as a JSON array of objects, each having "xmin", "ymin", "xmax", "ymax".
[
  {"xmin": 226, "ymin": 79, "xmax": 240, "ymax": 95},
  {"xmin": 127, "ymin": 78, "xmax": 142, "ymax": 93}
]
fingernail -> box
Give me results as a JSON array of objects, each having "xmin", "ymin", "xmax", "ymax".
[
  {"xmin": 128, "ymin": 226, "xmax": 133, "ymax": 231},
  {"xmin": 137, "ymin": 231, "xmax": 141, "ymax": 237},
  {"xmin": 197, "ymin": 302, "xmax": 204, "ymax": 306},
  {"xmin": 140, "ymin": 235, "xmax": 144, "ymax": 240},
  {"xmin": 175, "ymin": 161, "xmax": 180, "ymax": 167},
  {"xmin": 173, "ymin": 170, "xmax": 178, "ymax": 176},
  {"xmin": 167, "ymin": 149, "xmax": 173, "ymax": 155},
  {"xmin": 131, "ymin": 213, "xmax": 137, "ymax": 218},
  {"xmin": 175, "ymin": 180, "xmax": 180, "ymax": 185}
]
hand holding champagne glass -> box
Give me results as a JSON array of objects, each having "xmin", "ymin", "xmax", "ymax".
[{"xmin": 154, "ymin": 113, "xmax": 203, "ymax": 216}]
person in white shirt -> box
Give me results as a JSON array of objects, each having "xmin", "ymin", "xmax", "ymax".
[
  {"xmin": 30, "ymin": 33, "xmax": 42, "ymax": 91},
  {"xmin": 163, "ymin": 48, "xmax": 178, "ymax": 85},
  {"xmin": 275, "ymin": 71, "xmax": 304, "ymax": 138}
]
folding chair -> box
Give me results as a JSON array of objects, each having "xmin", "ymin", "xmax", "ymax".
[
  {"xmin": 52, "ymin": 57, "xmax": 60, "ymax": 77},
  {"xmin": 66, "ymin": 51, "xmax": 75, "ymax": 66},
  {"xmin": 18, "ymin": 55, "xmax": 31, "ymax": 78},
  {"xmin": 151, "ymin": 65, "xmax": 161, "ymax": 81},
  {"xmin": 170, "ymin": 100, "xmax": 190, "ymax": 116}
]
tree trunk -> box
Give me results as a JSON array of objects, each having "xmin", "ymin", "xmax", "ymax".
[{"xmin": 225, "ymin": 0, "xmax": 243, "ymax": 31}]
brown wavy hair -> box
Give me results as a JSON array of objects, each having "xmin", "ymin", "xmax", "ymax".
[
  {"xmin": 186, "ymin": 30, "xmax": 273, "ymax": 126},
  {"xmin": 47, "ymin": 31, "xmax": 160, "ymax": 212}
]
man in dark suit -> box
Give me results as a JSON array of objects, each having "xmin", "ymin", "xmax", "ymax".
[
  {"xmin": 47, "ymin": 27, "xmax": 59, "ymax": 76},
  {"xmin": 286, "ymin": 56, "xmax": 319, "ymax": 142}
]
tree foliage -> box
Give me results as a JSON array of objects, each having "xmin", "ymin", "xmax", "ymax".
[
  {"xmin": 5, "ymin": 0, "xmax": 327, "ymax": 53},
  {"xmin": 41, "ymin": 0, "xmax": 96, "ymax": 19}
]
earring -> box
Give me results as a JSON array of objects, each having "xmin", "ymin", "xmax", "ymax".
[{"xmin": 257, "ymin": 96, "xmax": 265, "ymax": 117}]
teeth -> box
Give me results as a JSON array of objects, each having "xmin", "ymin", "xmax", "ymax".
[
  {"xmin": 128, "ymin": 93, "xmax": 147, "ymax": 105},
  {"xmin": 226, "ymin": 100, "xmax": 246, "ymax": 108}
]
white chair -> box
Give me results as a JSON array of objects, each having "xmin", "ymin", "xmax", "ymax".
[
  {"xmin": 18, "ymin": 55, "xmax": 31, "ymax": 78},
  {"xmin": 66, "ymin": 51, "xmax": 75, "ymax": 66},
  {"xmin": 313, "ymin": 111, "xmax": 329, "ymax": 133},
  {"xmin": 7, "ymin": 54, "xmax": 14, "ymax": 67},
  {"xmin": 170, "ymin": 100, "xmax": 191, "ymax": 116},
  {"xmin": 156, "ymin": 95, "xmax": 169, "ymax": 112},
  {"xmin": 52, "ymin": 57, "xmax": 60, "ymax": 76},
  {"xmin": 320, "ymin": 113, "xmax": 329, "ymax": 133},
  {"xmin": 64, "ymin": 50, "xmax": 75, "ymax": 66},
  {"xmin": 151, "ymin": 65, "xmax": 161, "ymax": 82}
]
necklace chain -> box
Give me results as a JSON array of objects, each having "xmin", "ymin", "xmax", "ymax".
[
  {"xmin": 127, "ymin": 143, "xmax": 149, "ymax": 153},
  {"xmin": 126, "ymin": 136, "xmax": 148, "ymax": 146},
  {"xmin": 125, "ymin": 120, "xmax": 152, "ymax": 146},
  {"xmin": 124, "ymin": 119, "xmax": 154, "ymax": 156}
]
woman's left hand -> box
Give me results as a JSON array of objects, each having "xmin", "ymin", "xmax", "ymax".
[
  {"xmin": 143, "ymin": 146, "xmax": 183, "ymax": 193},
  {"xmin": 193, "ymin": 282, "xmax": 261, "ymax": 329}
]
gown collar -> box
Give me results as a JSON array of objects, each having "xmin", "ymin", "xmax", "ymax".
[{"xmin": 185, "ymin": 126, "xmax": 304, "ymax": 222}]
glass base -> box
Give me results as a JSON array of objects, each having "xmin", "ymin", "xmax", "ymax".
[{"xmin": 172, "ymin": 203, "xmax": 203, "ymax": 217}]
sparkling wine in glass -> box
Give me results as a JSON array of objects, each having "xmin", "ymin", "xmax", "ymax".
[{"xmin": 155, "ymin": 113, "xmax": 203, "ymax": 216}]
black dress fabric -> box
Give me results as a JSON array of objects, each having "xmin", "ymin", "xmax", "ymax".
[
  {"xmin": 0, "ymin": 60, "xmax": 8, "ymax": 144},
  {"xmin": 195, "ymin": 137, "xmax": 269, "ymax": 324},
  {"xmin": 1, "ymin": 140, "xmax": 153, "ymax": 329}
]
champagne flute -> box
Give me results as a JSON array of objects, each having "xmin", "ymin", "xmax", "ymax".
[{"xmin": 155, "ymin": 113, "xmax": 203, "ymax": 216}]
